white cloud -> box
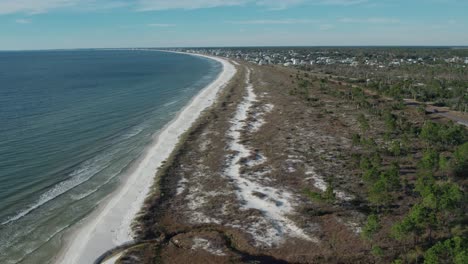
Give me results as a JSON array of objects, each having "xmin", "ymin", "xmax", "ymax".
[
  {"xmin": 0, "ymin": 0, "xmax": 370, "ymax": 14},
  {"xmin": 15, "ymin": 18, "xmax": 31, "ymax": 24},
  {"xmin": 0, "ymin": 0, "xmax": 78, "ymax": 15},
  {"xmin": 136, "ymin": 0, "xmax": 248, "ymax": 11},
  {"xmin": 227, "ymin": 18, "xmax": 318, "ymax": 25},
  {"xmin": 136, "ymin": 0, "xmax": 367, "ymax": 11},
  {"xmin": 316, "ymin": 0, "xmax": 368, "ymax": 5},
  {"xmin": 339, "ymin": 17, "xmax": 401, "ymax": 24},
  {"xmin": 448, "ymin": 19, "xmax": 457, "ymax": 25},
  {"xmin": 148, "ymin": 23, "xmax": 175, "ymax": 27},
  {"xmin": 319, "ymin": 24, "xmax": 334, "ymax": 30},
  {"xmin": 255, "ymin": 0, "xmax": 305, "ymax": 10},
  {"xmin": 0, "ymin": 0, "xmax": 130, "ymax": 15}
]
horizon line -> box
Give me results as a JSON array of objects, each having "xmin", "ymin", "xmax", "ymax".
[{"xmin": 1, "ymin": 45, "xmax": 468, "ymax": 52}]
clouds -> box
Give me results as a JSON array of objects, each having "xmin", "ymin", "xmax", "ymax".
[
  {"xmin": 148, "ymin": 23, "xmax": 176, "ymax": 27},
  {"xmin": 226, "ymin": 17, "xmax": 398, "ymax": 30},
  {"xmin": 227, "ymin": 19, "xmax": 318, "ymax": 25},
  {"xmin": 136, "ymin": 0, "xmax": 368, "ymax": 11},
  {"xmin": 339, "ymin": 17, "xmax": 401, "ymax": 24},
  {"xmin": 136, "ymin": 0, "xmax": 247, "ymax": 11},
  {"xmin": 0, "ymin": 0, "xmax": 131, "ymax": 15},
  {"xmin": 319, "ymin": 24, "xmax": 334, "ymax": 30},
  {"xmin": 0, "ymin": 0, "xmax": 370, "ymax": 15},
  {"xmin": 15, "ymin": 18, "xmax": 31, "ymax": 24},
  {"xmin": 1, "ymin": 0, "xmax": 466, "ymax": 49},
  {"xmin": 0, "ymin": 0, "xmax": 77, "ymax": 15}
]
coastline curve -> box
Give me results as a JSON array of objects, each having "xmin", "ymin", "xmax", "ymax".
[{"xmin": 54, "ymin": 51, "xmax": 237, "ymax": 264}]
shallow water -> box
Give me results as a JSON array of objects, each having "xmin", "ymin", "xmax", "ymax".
[{"xmin": 0, "ymin": 49, "xmax": 221, "ymax": 263}]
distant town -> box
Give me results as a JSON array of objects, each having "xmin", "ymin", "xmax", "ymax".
[
  {"xmin": 176, "ymin": 47, "xmax": 468, "ymax": 68},
  {"xmin": 169, "ymin": 47, "xmax": 468, "ymax": 113}
]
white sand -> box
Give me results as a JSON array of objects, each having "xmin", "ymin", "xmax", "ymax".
[
  {"xmin": 54, "ymin": 52, "xmax": 236, "ymax": 264},
  {"xmin": 191, "ymin": 237, "xmax": 225, "ymax": 256},
  {"xmin": 305, "ymin": 166, "xmax": 354, "ymax": 201},
  {"xmin": 224, "ymin": 68, "xmax": 314, "ymax": 246},
  {"xmin": 101, "ymin": 253, "xmax": 123, "ymax": 264}
]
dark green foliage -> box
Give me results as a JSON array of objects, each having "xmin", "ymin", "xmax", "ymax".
[
  {"xmin": 419, "ymin": 149, "xmax": 439, "ymax": 171},
  {"xmin": 392, "ymin": 202, "xmax": 437, "ymax": 241},
  {"xmin": 392, "ymin": 99, "xmax": 406, "ymax": 110},
  {"xmin": 304, "ymin": 189, "xmax": 323, "ymax": 202},
  {"xmin": 362, "ymin": 214, "xmax": 381, "ymax": 241},
  {"xmin": 368, "ymin": 176, "xmax": 392, "ymax": 206},
  {"xmin": 371, "ymin": 245, "xmax": 384, "ymax": 258},
  {"xmin": 423, "ymin": 236, "xmax": 468, "ymax": 264},
  {"xmin": 324, "ymin": 185, "xmax": 336, "ymax": 202},
  {"xmin": 421, "ymin": 182, "xmax": 463, "ymax": 212},
  {"xmin": 438, "ymin": 154, "xmax": 449, "ymax": 172},
  {"xmin": 368, "ymin": 164, "xmax": 401, "ymax": 207},
  {"xmin": 303, "ymin": 185, "xmax": 335, "ymax": 203},
  {"xmin": 415, "ymin": 173, "xmax": 463, "ymax": 213},
  {"xmin": 361, "ymin": 137, "xmax": 378, "ymax": 151},
  {"xmin": 384, "ymin": 162, "xmax": 401, "ymax": 190},
  {"xmin": 352, "ymin": 133, "xmax": 361, "ymax": 145},
  {"xmin": 389, "ymin": 140, "xmax": 402, "ymax": 156},
  {"xmin": 420, "ymin": 121, "xmax": 466, "ymax": 146},
  {"xmin": 362, "ymin": 167, "xmax": 379, "ymax": 184},
  {"xmin": 371, "ymin": 153, "xmax": 383, "ymax": 168},
  {"xmin": 360, "ymin": 154, "xmax": 383, "ymax": 184},
  {"xmin": 360, "ymin": 156, "xmax": 372, "ymax": 170},
  {"xmin": 453, "ymin": 142, "xmax": 468, "ymax": 177},
  {"xmin": 357, "ymin": 114, "xmax": 370, "ymax": 132},
  {"xmin": 383, "ymin": 110, "xmax": 397, "ymax": 131}
]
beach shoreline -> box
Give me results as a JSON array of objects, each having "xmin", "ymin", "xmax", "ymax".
[{"xmin": 54, "ymin": 52, "xmax": 236, "ymax": 264}]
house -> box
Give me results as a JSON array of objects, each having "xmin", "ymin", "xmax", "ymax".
[{"xmin": 390, "ymin": 60, "xmax": 401, "ymax": 66}]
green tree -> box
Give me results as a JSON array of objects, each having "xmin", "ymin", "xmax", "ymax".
[
  {"xmin": 439, "ymin": 122, "xmax": 466, "ymax": 146},
  {"xmin": 383, "ymin": 110, "xmax": 397, "ymax": 131},
  {"xmin": 324, "ymin": 185, "xmax": 336, "ymax": 202},
  {"xmin": 371, "ymin": 153, "xmax": 383, "ymax": 168},
  {"xmin": 392, "ymin": 203, "xmax": 437, "ymax": 243},
  {"xmin": 362, "ymin": 167, "xmax": 379, "ymax": 184},
  {"xmin": 453, "ymin": 142, "xmax": 468, "ymax": 177},
  {"xmin": 420, "ymin": 149, "xmax": 439, "ymax": 171},
  {"xmin": 420, "ymin": 121, "xmax": 440, "ymax": 143},
  {"xmin": 438, "ymin": 154, "xmax": 449, "ymax": 172},
  {"xmin": 389, "ymin": 140, "xmax": 402, "ymax": 156},
  {"xmin": 424, "ymin": 236, "xmax": 468, "ymax": 264},
  {"xmin": 357, "ymin": 114, "xmax": 370, "ymax": 132},
  {"xmin": 385, "ymin": 162, "xmax": 401, "ymax": 190},
  {"xmin": 360, "ymin": 156, "xmax": 372, "ymax": 170},
  {"xmin": 352, "ymin": 133, "xmax": 361, "ymax": 146},
  {"xmin": 368, "ymin": 176, "xmax": 392, "ymax": 206},
  {"xmin": 362, "ymin": 214, "xmax": 381, "ymax": 241},
  {"xmin": 420, "ymin": 121, "xmax": 466, "ymax": 146}
]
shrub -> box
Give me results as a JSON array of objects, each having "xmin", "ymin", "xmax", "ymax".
[
  {"xmin": 424, "ymin": 236, "xmax": 468, "ymax": 264},
  {"xmin": 362, "ymin": 214, "xmax": 381, "ymax": 241},
  {"xmin": 453, "ymin": 142, "xmax": 468, "ymax": 177}
]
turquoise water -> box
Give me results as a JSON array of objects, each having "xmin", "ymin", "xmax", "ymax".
[{"xmin": 0, "ymin": 50, "xmax": 221, "ymax": 263}]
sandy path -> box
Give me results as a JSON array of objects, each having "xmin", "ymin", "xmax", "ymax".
[
  {"xmin": 223, "ymin": 68, "xmax": 313, "ymax": 245},
  {"xmin": 54, "ymin": 52, "xmax": 236, "ymax": 264}
]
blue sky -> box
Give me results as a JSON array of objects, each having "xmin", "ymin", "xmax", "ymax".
[{"xmin": 0, "ymin": 0, "xmax": 467, "ymax": 50}]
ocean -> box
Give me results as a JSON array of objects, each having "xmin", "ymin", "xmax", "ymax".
[{"xmin": 0, "ymin": 49, "xmax": 222, "ymax": 263}]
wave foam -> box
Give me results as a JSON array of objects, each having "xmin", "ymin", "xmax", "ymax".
[{"xmin": 1, "ymin": 149, "xmax": 118, "ymax": 226}]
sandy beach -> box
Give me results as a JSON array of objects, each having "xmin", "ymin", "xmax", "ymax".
[{"xmin": 54, "ymin": 52, "xmax": 236, "ymax": 264}]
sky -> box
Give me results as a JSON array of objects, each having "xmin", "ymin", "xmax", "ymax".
[{"xmin": 0, "ymin": 0, "xmax": 467, "ymax": 50}]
